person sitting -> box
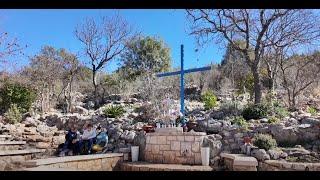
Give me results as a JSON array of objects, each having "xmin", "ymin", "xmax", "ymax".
[
  {"xmin": 80, "ymin": 123, "xmax": 96, "ymax": 154},
  {"xmin": 59, "ymin": 123, "xmax": 80, "ymax": 156},
  {"xmin": 92, "ymin": 126, "xmax": 108, "ymax": 153}
]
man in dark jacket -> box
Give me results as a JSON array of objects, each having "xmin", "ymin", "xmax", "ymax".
[{"xmin": 59, "ymin": 123, "xmax": 80, "ymax": 156}]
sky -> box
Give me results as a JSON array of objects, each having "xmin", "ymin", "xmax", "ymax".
[{"xmin": 0, "ymin": 9, "xmax": 225, "ymax": 73}]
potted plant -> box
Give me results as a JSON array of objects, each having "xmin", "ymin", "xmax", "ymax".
[{"xmin": 200, "ymin": 138, "xmax": 210, "ymax": 166}]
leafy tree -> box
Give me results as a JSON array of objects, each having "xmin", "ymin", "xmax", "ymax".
[
  {"xmin": 119, "ymin": 36, "xmax": 171, "ymax": 81},
  {"xmin": 0, "ymin": 82, "xmax": 36, "ymax": 113}
]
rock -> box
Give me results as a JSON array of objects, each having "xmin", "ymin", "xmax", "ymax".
[
  {"xmin": 195, "ymin": 118, "xmax": 222, "ymax": 133},
  {"xmin": 52, "ymin": 135, "xmax": 65, "ymax": 146},
  {"xmin": 285, "ymin": 118, "xmax": 299, "ymax": 126},
  {"xmin": 202, "ymin": 136, "xmax": 223, "ymax": 158},
  {"xmin": 251, "ymin": 149, "xmax": 270, "ymax": 161},
  {"xmin": 260, "ymin": 118, "xmax": 268, "ymax": 123},
  {"xmin": 267, "ymin": 149, "xmax": 284, "ymax": 160},
  {"xmin": 301, "ymin": 117, "xmax": 320, "ymax": 126},
  {"xmin": 22, "ymin": 117, "xmax": 38, "ymax": 127},
  {"xmin": 85, "ymin": 101, "xmax": 95, "ymax": 110},
  {"xmin": 72, "ymin": 106, "xmax": 89, "ymax": 115},
  {"xmin": 36, "ymin": 142, "xmax": 51, "ymax": 149},
  {"xmin": 120, "ymin": 130, "xmax": 136, "ymax": 143},
  {"xmin": 282, "ymin": 147, "xmax": 310, "ymax": 157},
  {"xmin": 270, "ymin": 124, "xmax": 298, "ymax": 144},
  {"xmin": 209, "ymin": 111, "xmax": 225, "ymax": 119},
  {"xmin": 133, "ymin": 131, "xmax": 146, "ymax": 161},
  {"xmin": 207, "ymin": 134, "xmax": 223, "ymax": 141}
]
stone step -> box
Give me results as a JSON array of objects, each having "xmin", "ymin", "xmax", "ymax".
[
  {"xmin": 0, "ymin": 149, "xmax": 46, "ymax": 156},
  {"xmin": 121, "ymin": 162, "xmax": 214, "ymax": 171},
  {"xmin": 0, "ymin": 141, "xmax": 26, "ymax": 145},
  {"xmin": 0, "ymin": 135, "xmax": 12, "ymax": 138},
  {"xmin": 220, "ymin": 153, "xmax": 258, "ymax": 171},
  {"xmin": 23, "ymin": 166, "xmax": 80, "ymax": 171}
]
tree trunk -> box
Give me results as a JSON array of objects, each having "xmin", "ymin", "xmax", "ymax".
[
  {"xmin": 252, "ymin": 68, "xmax": 262, "ymax": 104},
  {"xmin": 92, "ymin": 69, "xmax": 98, "ymax": 106}
]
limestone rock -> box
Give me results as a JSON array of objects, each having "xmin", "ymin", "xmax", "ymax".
[{"xmin": 251, "ymin": 149, "xmax": 270, "ymax": 161}]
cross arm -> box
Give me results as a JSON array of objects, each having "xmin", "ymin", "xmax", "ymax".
[{"xmin": 156, "ymin": 66, "xmax": 212, "ymax": 78}]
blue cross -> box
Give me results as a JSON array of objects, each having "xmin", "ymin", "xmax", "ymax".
[{"xmin": 156, "ymin": 45, "xmax": 212, "ymax": 126}]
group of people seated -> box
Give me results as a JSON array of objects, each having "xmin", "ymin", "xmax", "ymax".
[{"xmin": 58, "ymin": 122, "xmax": 108, "ymax": 156}]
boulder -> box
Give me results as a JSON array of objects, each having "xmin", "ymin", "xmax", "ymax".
[
  {"xmin": 72, "ymin": 106, "xmax": 89, "ymax": 115},
  {"xmin": 120, "ymin": 130, "xmax": 136, "ymax": 143},
  {"xmin": 202, "ymin": 136, "xmax": 223, "ymax": 158},
  {"xmin": 270, "ymin": 124, "xmax": 298, "ymax": 144},
  {"xmin": 195, "ymin": 118, "xmax": 222, "ymax": 133},
  {"xmin": 267, "ymin": 149, "xmax": 287, "ymax": 160},
  {"xmin": 209, "ymin": 111, "xmax": 225, "ymax": 119},
  {"xmin": 251, "ymin": 149, "xmax": 270, "ymax": 161},
  {"xmin": 300, "ymin": 117, "xmax": 320, "ymax": 126}
]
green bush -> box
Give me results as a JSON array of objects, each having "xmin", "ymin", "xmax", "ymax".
[
  {"xmin": 271, "ymin": 101, "xmax": 289, "ymax": 119},
  {"xmin": 0, "ymin": 83, "xmax": 36, "ymax": 113},
  {"xmin": 232, "ymin": 116, "xmax": 248, "ymax": 130},
  {"xmin": 103, "ymin": 105, "xmax": 125, "ymax": 118},
  {"xmin": 268, "ymin": 116, "xmax": 280, "ymax": 124},
  {"xmin": 242, "ymin": 103, "xmax": 269, "ymax": 120},
  {"xmin": 307, "ymin": 106, "xmax": 318, "ymax": 116},
  {"xmin": 201, "ymin": 91, "xmax": 218, "ymax": 110},
  {"xmin": 253, "ymin": 134, "xmax": 277, "ymax": 151},
  {"xmin": 220, "ymin": 101, "xmax": 243, "ymax": 116},
  {"xmin": 4, "ymin": 104, "xmax": 22, "ymax": 124}
]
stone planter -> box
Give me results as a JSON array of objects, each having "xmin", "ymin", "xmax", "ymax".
[
  {"xmin": 201, "ymin": 147, "xmax": 210, "ymax": 166},
  {"xmin": 131, "ymin": 146, "xmax": 139, "ymax": 162}
]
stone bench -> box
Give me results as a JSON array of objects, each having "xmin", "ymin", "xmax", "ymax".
[
  {"xmin": 121, "ymin": 162, "xmax": 214, "ymax": 171},
  {"xmin": 25, "ymin": 153, "xmax": 124, "ymax": 171},
  {"xmin": 220, "ymin": 153, "xmax": 258, "ymax": 171}
]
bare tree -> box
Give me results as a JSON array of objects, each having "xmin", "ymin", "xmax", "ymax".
[
  {"xmin": 75, "ymin": 14, "xmax": 133, "ymax": 105},
  {"xmin": 279, "ymin": 52, "xmax": 320, "ymax": 110},
  {"xmin": 0, "ymin": 31, "xmax": 25, "ymax": 71},
  {"xmin": 186, "ymin": 9, "xmax": 320, "ymax": 104}
]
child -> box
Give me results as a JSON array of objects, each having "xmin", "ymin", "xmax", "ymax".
[{"xmin": 80, "ymin": 123, "xmax": 96, "ymax": 154}]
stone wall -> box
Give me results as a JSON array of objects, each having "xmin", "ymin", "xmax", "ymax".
[
  {"xmin": 25, "ymin": 154, "xmax": 124, "ymax": 171},
  {"xmin": 144, "ymin": 131, "xmax": 206, "ymax": 165},
  {"xmin": 258, "ymin": 160, "xmax": 320, "ymax": 171}
]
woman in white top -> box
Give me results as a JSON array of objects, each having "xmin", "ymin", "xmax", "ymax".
[{"xmin": 80, "ymin": 123, "xmax": 96, "ymax": 154}]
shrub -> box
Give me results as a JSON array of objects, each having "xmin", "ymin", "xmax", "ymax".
[
  {"xmin": 232, "ymin": 116, "xmax": 248, "ymax": 130},
  {"xmin": 268, "ymin": 116, "xmax": 279, "ymax": 124},
  {"xmin": 4, "ymin": 104, "xmax": 22, "ymax": 124},
  {"xmin": 201, "ymin": 91, "xmax": 217, "ymax": 110},
  {"xmin": 271, "ymin": 101, "xmax": 289, "ymax": 119},
  {"xmin": 307, "ymin": 106, "xmax": 318, "ymax": 116},
  {"xmin": 103, "ymin": 105, "xmax": 125, "ymax": 118},
  {"xmin": 0, "ymin": 83, "xmax": 36, "ymax": 113},
  {"xmin": 253, "ymin": 134, "xmax": 277, "ymax": 150},
  {"xmin": 220, "ymin": 101, "xmax": 243, "ymax": 116},
  {"xmin": 242, "ymin": 103, "xmax": 269, "ymax": 120}
]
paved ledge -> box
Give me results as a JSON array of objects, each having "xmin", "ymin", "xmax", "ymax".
[
  {"xmin": 0, "ymin": 141, "xmax": 26, "ymax": 145},
  {"xmin": 147, "ymin": 131, "xmax": 206, "ymax": 136},
  {"xmin": 26, "ymin": 153, "xmax": 123, "ymax": 167},
  {"xmin": 0, "ymin": 149, "xmax": 45, "ymax": 156},
  {"xmin": 121, "ymin": 162, "xmax": 214, "ymax": 171},
  {"xmin": 23, "ymin": 166, "xmax": 81, "ymax": 171}
]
